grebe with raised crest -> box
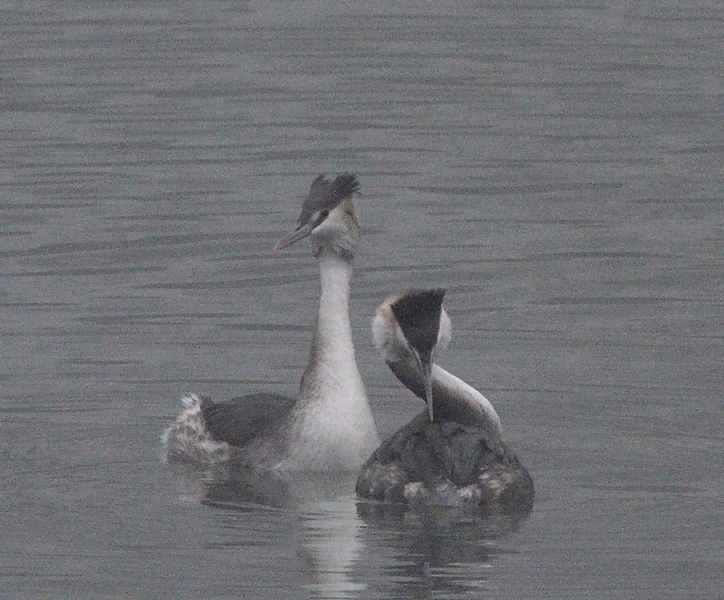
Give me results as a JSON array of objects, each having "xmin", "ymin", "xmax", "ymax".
[
  {"xmin": 162, "ymin": 174, "xmax": 379, "ymax": 471},
  {"xmin": 356, "ymin": 289, "xmax": 534, "ymax": 509}
]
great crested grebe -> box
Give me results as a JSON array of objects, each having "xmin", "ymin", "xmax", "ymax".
[
  {"xmin": 162, "ymin": 174, "xmax": 379, "ymax": 471},
  {"xmin": 356, "ymin": 289, "xmax": 534, "ymax": 509}
]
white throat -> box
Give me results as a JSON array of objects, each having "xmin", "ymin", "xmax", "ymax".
[
  {"xmin": 283, "ymin": 252, "xmax": 378, "ymax": 469},
  {"xmin": 308, "ymin": 254, "xmax": 358, "ymax": 378},
  {"xmin": 387, "ymin": 357, "xmax": 503, "ymax": 438},
  {"xmin": 430, "ymin": 363, "xmax": 502, "ymax": 436}
]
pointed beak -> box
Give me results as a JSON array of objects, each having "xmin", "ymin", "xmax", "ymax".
[
  {"xmin": 273, "ymin": 222, "xmax": 314, "ymax": 250},
  {"xmin": 414, "ymin": 349, "xmax": 435, "ymax": 422}
]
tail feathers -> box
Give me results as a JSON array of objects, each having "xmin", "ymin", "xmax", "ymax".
[
  {"xmin": 180, "ymin": 393, "xmax": 210, "ymax": 411},
  {"xmin": 162, "ymin": 393, "xmax": 230, "ymax": 463}
]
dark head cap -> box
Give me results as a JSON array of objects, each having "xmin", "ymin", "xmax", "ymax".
[
  {"xmin": 390, "ymin": 288, "xmax": 446, "ymax": 358},
  {"xmin": 391, "ymin": 288, "xmax": 446, "ymax": 422},
  {"xmin": 275, "ymin": 173, "xmax": 360, "ymax": 251},
  {"xmin": 296, "ymin": 173, "xmax": 359, "ymax": 228}
]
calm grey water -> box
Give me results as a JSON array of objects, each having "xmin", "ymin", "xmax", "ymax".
[{"xmin": 1, "ymin": 1, "xmax": 722, "ymax": 598}]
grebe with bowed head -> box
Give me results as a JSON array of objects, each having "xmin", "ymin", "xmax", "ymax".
[
  {"xmin": 162, "ymin": 174, "xmax": 379, "ymax": 471},
  {"xmin": 356, "ymin": 289, "xmax": 534, "ymax": 509}
]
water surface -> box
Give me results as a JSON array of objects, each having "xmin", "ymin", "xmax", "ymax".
[{"xmin": 1, "ymin": 1, "xmax": 722, "ymax": 598}]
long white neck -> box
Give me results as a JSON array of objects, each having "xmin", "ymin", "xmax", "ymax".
[
  {"xmin": 284, "ymin": 252, "xmax": 378, "ymax": 469},
  {"xmin": 388, "ymin": 358, "xmax": 503, "ymax": 439},
  {"xmin": 303, "ymin": 254, "xmax": 359, "ymax": 392}
]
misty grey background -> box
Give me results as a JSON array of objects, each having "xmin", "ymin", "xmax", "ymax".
[{"xmin": 1, "ymin": 1, "xmax": 722, "ymax": 599}]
